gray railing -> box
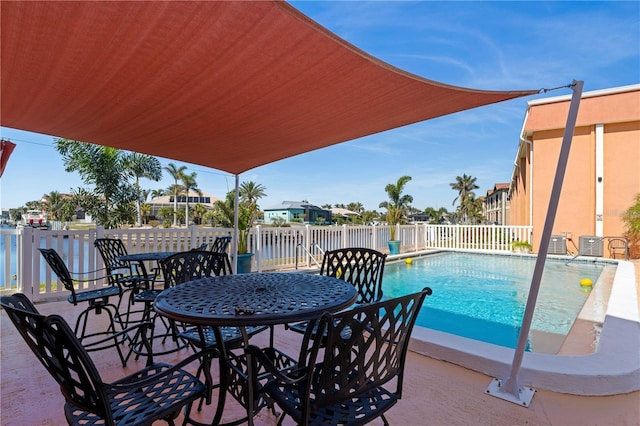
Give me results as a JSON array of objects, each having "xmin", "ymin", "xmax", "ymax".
[{"xmin": 1, "ymin": 223, "xmax": 533, "ymax": 301}]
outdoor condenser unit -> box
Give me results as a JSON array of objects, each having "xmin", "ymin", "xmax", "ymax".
[
  {"xmin": 579, "ymin": 235, "xmax": 604, "ymax": 257},
  {"xmin": 548, "ymin": 235, "xmax": 567, "ymax": 255}
]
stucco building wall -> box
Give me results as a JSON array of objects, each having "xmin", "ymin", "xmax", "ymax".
[{"xmin": 509, "ymin": 85, "xmax": 639, "ymax": 257}]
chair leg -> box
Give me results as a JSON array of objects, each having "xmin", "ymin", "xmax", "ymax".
[
  {"xmin": 116, "ymin": 284, "xmax": 147, "ymax": 329},
  {"xmin": 381, "ymin": 414, "xmax": 390, "ymax": 426},
  {"xmin": 75, "ymin": 303, "xmax": 129, "ymax": 367},
  {"xmin": 131, "ymin": 305, "xmax": 189, "ymax": 360}
]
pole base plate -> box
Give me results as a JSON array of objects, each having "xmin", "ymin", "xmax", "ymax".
[{"xmin": 485, "ymin": 378, "xmax": 535, "ymax": 407}]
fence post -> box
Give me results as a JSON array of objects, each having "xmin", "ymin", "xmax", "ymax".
[
  {"xmin": 304, "ymin": 225, "xmax": 311, "ymax": 268},
  {"xmin": 371, "ymin": 223, "xmax": 377, "ymax": 251},
  {"xmin": 255, "ymin": 225, "xmax": 262, "ymax": 273},
  {"xmin": 20, "ymin": 226, "xmax": 33, "ymax": 298},
  {"xmin": 342, "ymin": 224, "xmax": 348, "ymax": 248},
  {"xmin": 95, "ymin": 226, "xmax": 105, "ymax": 270},
  {"xmin": 190, "ymin": 224, "xmax": 197, "ymax": 249}
]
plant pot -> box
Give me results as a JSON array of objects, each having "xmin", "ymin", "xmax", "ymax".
[
  {"xmin": 234, "ymin": 253, "xmax": 254, "ymax": 274},
  {"xmin": 388, "ymin": 240, "xmax": 401, "ymax": 255}
]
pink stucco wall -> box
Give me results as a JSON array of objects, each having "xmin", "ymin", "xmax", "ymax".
[{"xmin": 510, "ymin": 87, "xmax": 639, "ymax": 257}]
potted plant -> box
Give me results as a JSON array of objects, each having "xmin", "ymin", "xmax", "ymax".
[
  {"xmin": 379, "ymin": 176, "xmax": 413, "ymax": 255},
  {"xmin": 511, "ymin": 240, "xmax": 533, "ymax": 254},
  {"xmin": 215, "ymin": 181, "xmax": 266, "ymax": 273},
  {"xmin": 235, "ymin": 201, "xmax": 256, "ymax": 273}
]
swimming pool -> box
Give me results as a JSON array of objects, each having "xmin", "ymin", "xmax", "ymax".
[{"xmin": 382, "ymin": 252, "xmax": 605, "ymax": 353}]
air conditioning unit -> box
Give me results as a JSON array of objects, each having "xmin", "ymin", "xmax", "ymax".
[
  {"xmin": 579, "ymin": 235, "xmax": 603, "ymax": 257},
  {"xmin": 548, "ymin": 235, "xmax": 567, "ymax": 255}
]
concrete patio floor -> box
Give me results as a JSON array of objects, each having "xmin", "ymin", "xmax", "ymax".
[{"xmin": 1, "ymin": 275, "xmax": 639, "ymax": 426}]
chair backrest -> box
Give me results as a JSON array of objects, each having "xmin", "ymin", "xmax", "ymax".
[
  {"xmin": 608, "ymin": 238, "xmax": 628, "ymax": 258},
  {"xmin": 160, "ymin": 250, "xmax": 232, "ymax": 288},
  {"xmin": 0, "ymin": 293, "xmax": 111, "ymax": 422},
  {"xmin": 210, "ymin": 235, "xmax": 232, "ymax": 254},
  {"xmin": 304, "ymin": 287, "xmax": 431, "ymax": 412},
  {"xmin": 94, "ymin": 238, "xmax": 130, "ymax": 283},
  {"xmin": 320, "ymin": 248, "xmax": 387, "ymax": 304},
  {"xmin": 38, "ymin": 248, "xmax": 79, "ymax": 303}
]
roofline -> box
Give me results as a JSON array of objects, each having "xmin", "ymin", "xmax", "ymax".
[
  {"xmin": 509, "ymin": 83, "xmax": 640, "ymax": 195},
  {"xmin": 527, "ymin": 83, "xmax": 640, "ymax": 106}
]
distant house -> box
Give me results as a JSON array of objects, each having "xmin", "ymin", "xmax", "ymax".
[
  {"xmin": 407, "ymin": 213, "xmax": 431, "ymax": 223},
  {"xmin": 483, "ymin": 183, "xmax": 510, "ymax": 225},
  {"xmin": 147, "ymin": 190, "xmax": 221, "ymax": 220},
  {"xmin": 263, "ymin": 201, "xmax": 332, "ymax": 225},
  {"xmin": 331, "ymin": 207, "xmax": 359, "ymax": 222}
]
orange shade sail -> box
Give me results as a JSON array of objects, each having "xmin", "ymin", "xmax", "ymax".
[
  {"xmin": 0, "ymin": 140, "xmax": 16, "ymax": 178},
  {"xmin": 1, "ymin": 1, "xmax": 537, "ymax": 174}
]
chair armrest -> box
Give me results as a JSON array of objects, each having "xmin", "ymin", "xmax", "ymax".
[
  {"xmin": 67, "ymin": 267, "xmax": 113, "ymax": 283},
  {"xmin": 245, "ymin": 345, "xmax": 307, "ymax": 385},
  {"xmin": 105, "ymin": 346, "xmax": 219, "ymax": 391}
]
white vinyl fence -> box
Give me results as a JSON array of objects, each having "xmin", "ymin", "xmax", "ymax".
[{"xmin": 1, "ymin": 223, "xmax": 532, "ymax": 301}]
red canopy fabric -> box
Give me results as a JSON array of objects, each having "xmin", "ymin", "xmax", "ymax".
[
  {"xmin": 1, "ymin": 1, "xmax": 537, "ymax": 174},
  {"xmin": 0, "ymin": 140, "xmax": 16, "ymax": 178}
]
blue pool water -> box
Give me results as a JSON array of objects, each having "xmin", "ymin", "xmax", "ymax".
[{"xmin": 383, "ymin": 252, "xmax": 605, "ymax": 352}]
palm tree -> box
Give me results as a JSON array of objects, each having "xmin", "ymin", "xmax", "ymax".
[
  {"xmin": 180, "ymin": 172, "xmax": 202, "ymax": 226},
  {"xmin": 450, "ymin": 174, "xmax": 479, "ymax": 224},
  {"xmin": 165, "ymin": 163, "xmax": 187, "ymax": 226},
  {"xmin": 192, "ymin": 203, "xmax": 207, "ymax": 225},
  {"xmin": 41, "ymin": 191, "xmax": 64, "ymax": 221},
  {"xmin": 347, "ymin": 202, "xmax": 364, "ymax": 214},
  {"xmin": 239, "ymin": 181, "xmax": 267, "ymax": 206},
  {"xmin": 140, "ymin": 203, "xmax": 152, "ymax": 225},
  {"xmin": 450, "ymin": 174, "xmax": 479, "ymax": 207},
  {"xmin": 379, "ymin": 175, "xmax": 413, "ymax": 241},
  {"xmin": 124, "ymin": 153, "xmax": 162, "ymax": 226},
  {"xmin": 461, "ymin": 195, "xmax": 485, "ymax": 224},
  {"xmin": 55, "ymin": 140, "xmax": 137, "ymax": 228},
  {"xmin": 150, "ymin": 188, "xmax": 166, "ymax": 200},
  {"xmin": 158, "ymin": 206, "xmax": 174, "ymax": 227},
  {"xmin": 622, "ymin": 193, "xmax": 640, "ymax": 254}
]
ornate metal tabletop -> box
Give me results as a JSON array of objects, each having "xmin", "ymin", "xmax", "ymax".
[
  {"xmin": 117, "ymin": 251, "xmax": 178, "ymax": 263},
  {"xmin": 153, "ymin": 273, "xmax": 357, "ymax": 326}
]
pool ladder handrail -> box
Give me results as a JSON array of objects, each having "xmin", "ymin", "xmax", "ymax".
[
  {"xmin": 565, "ymin": 235, "xmax": 629, "ymax": 265},
  {"xmin": 295, "ymin": 242, "xmax": 325, "ymax": 269}
]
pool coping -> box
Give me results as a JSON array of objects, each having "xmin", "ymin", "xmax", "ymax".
[{"xmin": 406, "ymin": 256, "xmax": 639, "ymax": 396}]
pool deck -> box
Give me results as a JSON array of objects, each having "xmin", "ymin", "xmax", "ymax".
[{"xmin": 0, "ymin": 260, "xmax": 639, "ymax": 425}]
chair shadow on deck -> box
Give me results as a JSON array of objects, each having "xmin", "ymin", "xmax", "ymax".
[
  {"xmin": 231, "ymin": 287, "xmax": 432, "ymax": 425},
  {"xmin": 0, "ymin": 293, "xmax": 215, "ymax": 426}
]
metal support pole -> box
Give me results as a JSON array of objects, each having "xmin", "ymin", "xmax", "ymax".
[
  {"xmin": 486, "ymin": 80, "xmax": 584, "ymax": 407},
  {"xmin": 232, "ymin": 174, "xmax": 239, "ymax": 273}
]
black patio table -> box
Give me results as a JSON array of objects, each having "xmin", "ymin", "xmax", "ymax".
[
  {"xmin": 116, "ymin": 251, "xmax": 179, "ymax": 278},
  {"xmin": 153, "ymin": 272, "xmax": 358, "ymax": 426},
  {"xmin": 116, "ymin": 251, "xmax": 180, "ymax": 354},
  {"xmin": 116, "ymin": 250, "xmax": 179, "ymax": 291}
]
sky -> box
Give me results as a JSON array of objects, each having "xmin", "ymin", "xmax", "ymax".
[{"xmin": 1, "ymin": 1, "xmax": 638, "ymax": 214}]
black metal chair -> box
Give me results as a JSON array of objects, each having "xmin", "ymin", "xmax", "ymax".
[
  {"xmin": 286, "ymin": 247, "xmax": 387, "ymax": 340},
  {"xmin": 193, "ymin": 242, "xmax": 209, "ymax": 251},
  {"xmin": 608, "ymin": 237, "xmax": 629, "ymax": 260},
  {"xmin": 94, "ymin": 237, "xmax": 156, "ymax": 327},
  {"xmin": 240, "ymin": 287, "xmax": 432, "ymax": 426},
  {"xmin": 158, "ymin": 250, "xmax": 270, "ymax": 411},
  {"xmin": 210, "ymin": 235, "xmax": 232, "ymax": 253},
  {"xmin": 159, "ymin": 250, "xmax": 266, "ymax": 353},
  {"xmin": 0, "ymin": 293, "xmax": 213, "ymax": 426},
  {"xmin": 38, "ymin": 248, "xmax": 130, "ymax": 362}
]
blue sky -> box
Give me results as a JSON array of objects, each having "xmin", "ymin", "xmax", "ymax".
[{"xmin": 1, "ymin": 1, "xmax": 638, "ymax": 213}]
